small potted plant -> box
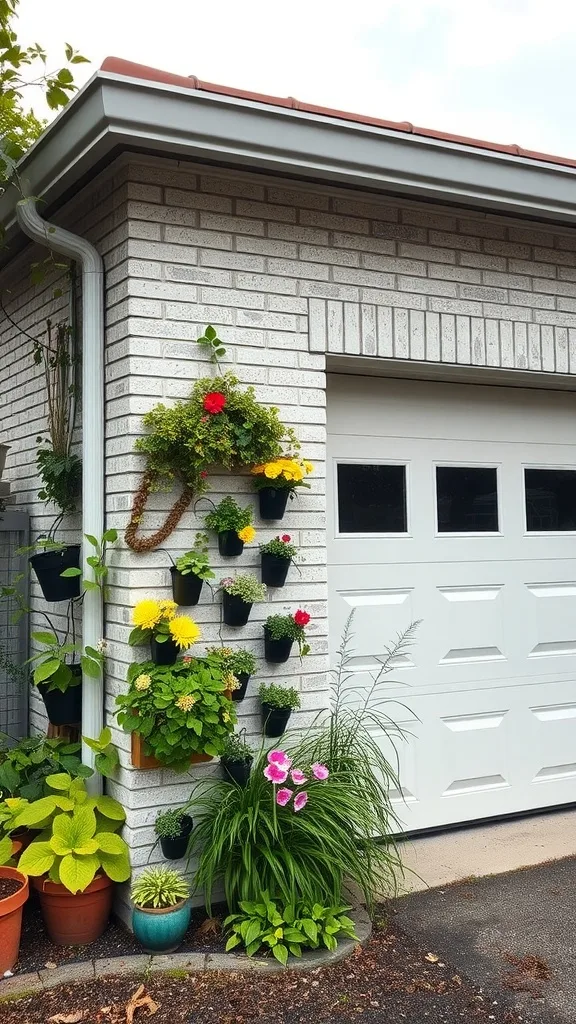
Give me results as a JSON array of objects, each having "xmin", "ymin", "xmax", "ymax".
[
  {"xmin": 220, "ymin": 574, "xmax": 267, "ymax": 627},
  {"xmin": 154, "ymin": 807, "xmax": 193, "ymax": 860},
  {"xmin": 131, "ymin": 867, "xmax": 191, "ymax": 952},
  {"xmin": 251, "ymin": 457, "xmax": 313, "ymax": 521},
  {"xmin": 205, "ymin": 496, "xmax": 255, "ymax": 556},
  {"xmin": 205, "ymin": 647, "xmax": 256, "ymax": 702},
  {"xmin": 259, "ymin": 683, "xmax": 300, "ymax": 737},
  {"xmin": 170, "ymin": 532, "xmax": 214, "ymax": 606},
  {"xmin": 26, "ymin": 538, "xmax": 81, "ymax": 603},
  {"xmin": 129, "ymin": 598, "xmax": 201, "ymax": 665},
  {"xmin": 263, "ymin": 610, "xmax": 311, "ymax": 663},
  {"xmin": 220, "ymin": 731, "xmax": 253, "ymax": 787},
  {"xmin": 0, "ymin": 835, "xmax": 29, "ymax": 975},
  {"xmin": 26, "ymin": 631, "xmax": 103, "ymax": 726},
  {"xmin": 260, "ymin": 534, "xmax": 297, "ymax": 588}
]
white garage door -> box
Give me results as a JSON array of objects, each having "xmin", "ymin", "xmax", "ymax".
[{"xmin": 327, "ymin": 373, "xmax": 576, "ymax": 832}]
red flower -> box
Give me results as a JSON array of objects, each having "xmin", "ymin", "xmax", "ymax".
[
  {"xmin": 281, "ymin": 534, "xmax": 291, "ymax": 543},
  {"xmin": 200, "ymin": 470, "xmax": 208, "ymax": 479},
  {"xmin": 294, "ymin": 609, "xmax": 310, "ymax": 627},
  {"xmin": 203, "ymin": 392, "xmax": 227, "ymax": 414}
]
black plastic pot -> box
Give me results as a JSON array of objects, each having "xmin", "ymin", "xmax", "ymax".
[
  {"xmin": 170, "ymin": 567, "xmax": 203, "ymax": 607},
  {"xmin": 264, "ymin": 630, "xmax": 293, "ymax": 664},
  {"xmin": 29, "ymin": 545, "xmax": 81, "ymax": 603},
  {"xmin": 261, "ymin": 552, "xmax": 291, "ymax": 588},
  {"xmin": 151, "ymin": 637, "xmax": 179, "ymax": 665},
  {"xmin": 223, "ymin": 591, "xmax": 252, "ymax": 627},
  {"xmin": 232, "ymin": 672, "xmax": 250, "ymax": 702},
  {"xmin": 159, "ymin": 815, "xmax": 193, "ymax": 860},
  {"xmin": 261, "ymin": 703, "xmax": 292, "ymax": 738},
  {"xmin": 218, "ymin": 531, "xmax": 244, "ymax": 557},
  {"xmin": 258, "ymin": 487, "xmax": 291, "ymax": 521},
  {"xmin": 221, "ymin": 756, "xmax": 253, "ymax": 787},
  {"xmin": 37, "ymin": 665, "xmax": 82, "ymax": 726}
]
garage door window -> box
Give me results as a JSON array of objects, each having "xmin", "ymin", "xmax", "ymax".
[
  {"xmin": 337, "ymin": 463, "xmax": 407, "ymax": 534},
  {"xmin": 525, "ymin": 468, "xmax": 576, "ymax": 532},
  {"xmin": 436, "ymin": 466, "xmax": 499, "ymax": 534}
]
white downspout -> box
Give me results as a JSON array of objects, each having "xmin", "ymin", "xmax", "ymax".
[{"xmin": 16, "ymin": 198, "xmax": 105, "ymax": 794}]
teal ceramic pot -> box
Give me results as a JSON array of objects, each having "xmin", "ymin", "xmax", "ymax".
[{"xmin": 132, "ymin": 900, "xmax": 191, "ymax": 952}]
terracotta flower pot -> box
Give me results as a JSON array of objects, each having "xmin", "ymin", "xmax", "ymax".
[
  {"xmin": 130, "ymin": 731, "xmax": 213, "ymax": 769},
  {"xmin": 0, "ymin": 866, "xmax": 29, "ymax": 974},
  {"xmin": 32, "ymin": 873, "xmax": 114, "ymax": 946}
]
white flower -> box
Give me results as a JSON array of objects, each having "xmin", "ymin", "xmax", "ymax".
[{"xmin": 96, "ymin": 639, "xmax": 108, "ymax": 654}]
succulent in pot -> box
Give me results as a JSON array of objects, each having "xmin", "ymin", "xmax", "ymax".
[
  {"xmin": 260, "ymin": 534, "xmax": 297, "ymax": 588},
  {"xmin": 170, "ymin": 533, "xmax": 214, "ymax": 606},
  {"xmin": 263, "ymin": 610, "xmax": 311, "ymax": 663},
  {"xmin": 259, "ymin": 682, "xmax": 301, "ymax": 737},
  {"xmin": 129, "ymin": 598, "xmax": 201, "ymax": 666},
  {"xmin": 220, "ymin": 731, "xmax": 253, "ymax": 787},
  {"xmin": 205, "ymin": 496, "xmax": 256, "ymax": 557},
  {"xmin": 251, "ymin": 457, "xmax": 313, "ymax": 521},
  {"xmin": 131, "ymin": 867, "xmax": 191, "ymax": 952},
  {"xmin": 155, "ymin": 807, "xmax": 193, "ymax": 860},
  {"xmin": 220, "ymin": 574, "xmax": 267, "ymax": 628},
  {"xmin": 26, "ymin": 632, "xmax": 104, "ymax": 727},
  {"xmin": 205, "ymin": 647, "xmax": 256, "ymax": 702}
]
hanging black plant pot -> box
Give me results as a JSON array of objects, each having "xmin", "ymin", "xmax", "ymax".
[
  {"xmin": 29, "ymin": 545, "xmax": 81, "ymax": 603},
  {"xmin": 223, "ymin": 591, "xmax": 252, "ymax": 627},
  {"xmin": 159, "ymin": 815, "xmax": 193, "ymax": 860},
  {"xmin": 261, "ymin": 553, "xmax": 291, "ymax": 588},
  {"xmin": 261, "ymin": 703, "xmax": 292, "ymax": 738},
  {"xmin": 151, "ymin": 637, "xmax": 179, "ymax": 665},
  {"xmin": 37, "ymin": 666, "xmax": 82, "ymax": 726},
  {"xmin": 258, "ymin": 487, "xmax": 290, "ymax": 521},
  {"xmin": 170, "ymin": 567, "xmax": 203, "ymax": 607},
  {"xmin": 232, "ymin": 672, "xmax": 250, "ymax": 702},
  {"xmin": 218, "ymin": 531, "xmax": 244, "ymax": 557},
  {"xmin": 221, "ymin": 756, "xmax": 253, "ymax": 787},
  {"xmin": 264, "ymin": 630, "xmax": 293, "ymax": 664}
]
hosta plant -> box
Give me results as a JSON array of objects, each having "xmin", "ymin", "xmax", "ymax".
[
  {"xmin": 224, "ymin": 892, "xmax": 358, "ymax": 964},
  {"xmin": 131, "ymin": 866, "xmax": 190, "ymax": 909},
  {"xmin": 16, "ymin": 773, "xmax": 130, "ymax": 893}
]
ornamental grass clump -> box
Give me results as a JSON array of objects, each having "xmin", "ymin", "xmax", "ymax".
[
  {"xmin": 131, "ymin": 867, "xmax": 190, "ymax": 909},
  {"xmin": 129, "ymin": 598, "xmax": 201, "ymax": 652}
]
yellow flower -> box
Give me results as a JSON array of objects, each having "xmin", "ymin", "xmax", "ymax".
[
  {"xmin": 222, "ymin": 710, "xmax": 231, "ymax": 723},
  {"xmin": 238, "ymin": 525, "xmax": 256, "ymax": 544},
  {"xmin": 175, "ymin": 694, "xmax": 197, "ymax": 712},
  {"xmin": 159, "ymin": 599, "xmax": 178, "ymax": 620},
  {"xmin": 223, "ymin": 671, "xmax": 240, "ymax": 691},
  {"xmin": 303, "ymin": 460, "xmax": 314, "ymax": 475},
  {"xmin": 251, "ymin": 464, "xmax": 266, "ymax": 475},
  {"xmin": 264, "ymin": 462, "xmax": 282, "ymax": 479},
  {"xmin": 133, "ymin": 599, "xmax": 161, "ymax": 630},
  {"xmin": 169, "ymin": 615, "xmax": 201, "ymax": 650},
  {"xmin": 134, "ymin": 674, "xmax": 151, "ymax": 691}
]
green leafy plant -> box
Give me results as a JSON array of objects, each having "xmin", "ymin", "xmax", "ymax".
[
  {"xmin": 33, "ymin": 320, "xmax": 81, "ymax": 517},
  {"xmin": 260, "ymin": 535, "xmax": 297, "ymax": 559},
  {"xmin": 258, "ymin": 683, "xmax": 300, "ymax": 711},
  {"xmin": 131, "ymin": 866, "xmax": 190, "ymax": 909},
  {"xmin": 205, "ymin": 497, "xmax": 253, "ymax": 535},
  {"xmin": 82, "ymin": 728, "xmax": 119, "ymax": 779},
  {"xmin": 174, "ymin": 533, "xmax": 214, "ymax": 580},
  {"xmin": 195, "ymin": 324, "xmax": 226, "ymax": 368},
  {"xmin": 0, "ymin": 734, "xmax": 90, "ymax": 799},
  {"xmin": 26, "ymin": 631, "xmax": 103, "ymax": 691},
  {"xmin": 219, "ymin": 574, "xmax": 267, "ymax": 604},
  {"xmin": 221, "ymin": 731, "xmax": 253, "ymax": 763},
  {"xmin": 154, "ymin": 807, "xmax": 188, "ymax": 840},
  {"xmin": 224, "ymin": 892, "xmax": 358, "ymax": 963},
  {"xmin": 116, "ymin": 657, "xmax": 237, "ymax": 771},
  {"xmin": 265, "ymin": 611, "xmax": 311, "ymax": 658},
  {"xmin": 16, "ymin": 773, "xmax": 130, "ymax": 893},
  {"xmin": 60, "ymin": 529, "xmax": 118, "ymax": 594},
  {"xmin": 205, "ymin": 647, "xmax": 256, "ymax": 678}
]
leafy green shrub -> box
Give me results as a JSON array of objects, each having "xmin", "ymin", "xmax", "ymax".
[
  {"xmin": 258, "ymin": 683, "xmax": 300, "ymax": 711},
  {"xmin": 221, "ymin": 732, "xmax": 253, "ymax": 763},
  {"xmin": 154, "ymin": 807, "xmax": 188, "ymax": 839},
  {"xmin": 220, "ymin": 574, "xmax": 267, "ymax": 604},
  {"xmin": 175, "ymin": 533, "xmax": 214, "ymax": 580},
  {"xmin": 205, "ymin": 496, "xmax": 253, "ymax": 534},
  {"xmin": 224, "ymin": 892, "xmax": 358, "ymax": 963},
  {"xmin": 260, "ymin": 535, "xmax": 297, "ymax": 559},
  {"xmin": 131, "ymin": 867, "xmax": 190, "ymax": 909},
  {"xmin": 0, "ymin": 734, "xmax": 89, "ymax": 799},
  {"xmin": 204, "ymin": 647, "xmax": 256, "ymax": 678},
  {"xmin": 36, "ymin": 447, "xmax": 81, "ymax": 515}
]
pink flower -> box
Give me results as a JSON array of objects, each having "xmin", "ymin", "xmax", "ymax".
[
  {"xmin": 267, "ymin": 750, "xmax": 292, "ymax": 770},
  {"xmin": 264, "ymin": 763, "xmax": 288, "ymax": 784},
  {"xmin": 311, "ymin": 762, "xmax": 329, "ymax": 781},
  {"xmin": 276, "ymin": 787, "xmax": 293, "ymax": 807},
  {"xmin": 291, "ymin": 769, "xmax": 308, "ymax": 785},
  {"xmin": 293, "ymin": 791, "xmax": 308, "ymax": 812},
  {"xmin": 281, "ymin": 534, "xmax": 291, "ymax": 543}
]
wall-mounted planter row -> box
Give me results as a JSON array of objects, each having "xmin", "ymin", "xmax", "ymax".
[
  {"xmin": 170, "ymin": 566, "xmax": 203, "ymax": 606},
  {"xmin": 29, "ymin": 544, "xmax": 81, "ymax": 602},
  {"xmin": 37, "ymin": 665, "xmax": 82, "ymax": 726}
]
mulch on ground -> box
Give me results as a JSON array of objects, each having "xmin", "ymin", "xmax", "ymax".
[{"xmin": 1, "ymin": 923, "xmax": 525, "ymax": 1024}]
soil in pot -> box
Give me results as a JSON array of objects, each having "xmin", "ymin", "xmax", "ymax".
[
  {"xmin": 0, "ymin": 866, "xmax": 28, "ymax": 975},
  {"xmin": 261, "ymin": 703, "xmax": 292, "ymax": 737},
  {"xmin": 258, "ymin": 486, "xmax": 290, "ymax": 521},
  {"xmin": 29, "ymin": 544, "xmax": 81, "ymax": 603},
  {"xmin": 159, "ymin": 815, "xmax": 193, "ymax": 860},
  {"xmin": 221, "ymin": 756, "xmax": 253, "ymax": 787},
  {"xmin": 222, "ymin": 591, "xmax": 252, "ymax": 627},
  {"xmin": 232, "ymin": 671, "xmax": 250, "ymax": 702},
  {"xmin": 37, "ymin": 665, "xmax": 82, "ymax": 726},
  {"xmin": 151, "ymin": 636, "xmax": 179, "ymax": 665},
  {"xmin": 218, "ymin": 530, "xmax": 244, "ymax": 557},
  {"xmin": 264, "ymin": 631, "xmax": 293, "ymax": 664},
  {"xmin": 133, "ymin": 900, "xmax": 191, "ymax": 953},
  {"xmin": 261, "ymin": 552, "xmax": 291, "ymax": 588},
  {"xmin": 170, "ymin": 567, "xmax": 203, "ymax": 606},
  {"xmin": 32, "ymin": 873, "xmax": 113, "ymax": 946}
]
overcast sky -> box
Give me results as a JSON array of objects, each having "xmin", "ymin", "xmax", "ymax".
[{"xmin": 15, "ymin": 0, "xmax": 576, "ymax": 159}]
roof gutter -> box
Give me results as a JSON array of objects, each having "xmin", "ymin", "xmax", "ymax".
[{"xmin": 16, "ymin": 199, "xmax": 105, "ymax": 793}]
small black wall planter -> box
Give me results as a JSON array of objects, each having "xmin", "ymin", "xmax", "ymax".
[
  {"xmin": 223, "ymin": 592, "xmax": 252, "ymax": 627},
  {"xmin": 37, "ymin": 666, "xmax": 82, "ymax": 726},
  {"xmin": 258, "ymin": 487, "xmax": 290, "ymax": 521},
  {"xmin": 218, "ymin": 531, "xmax": 244, "ymax": 557},
  {"xmin": 261, "ymin": 703, "xmax": 292, "ymax": 738},
  {"xmin": 232, "ymin": 672, "xmax": 250, "ymax": 702},
  {"xmin": 151, "ymin": 637, "xmax": 179, "ymax": 666},
  {"xmin": 29, "ymin": 545, "xmax": 81, "ymax": 603},
  {"xmin": 159, "ymin": 815, "xmax": 193, "ymax": 860},
  {"xmin": 264, "ymin": 630, "xmax": 293, "ymax": 664},
  {"xmin": 170, "ymin": 567, "xmax": 203, "ymax": 606},
  {"xmin": 221, "ymin": 756, "xmax": 253, "ymax": 787},
  {"xmin": 261, "ymin": 552, "xmax": 290, "ymax": 588}
]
